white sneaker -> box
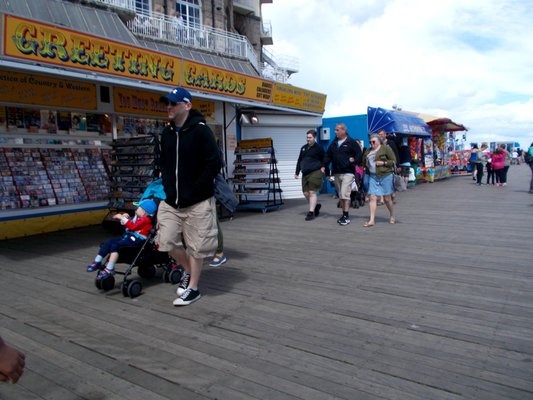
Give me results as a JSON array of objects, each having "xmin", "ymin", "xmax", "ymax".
[
  {"xmin": 176, "ymin": 272, "xmax": 190, "ymax": 296},
  {"xmin": 173, "ymin": 288, "xmax": 201, "ymax": 306}
]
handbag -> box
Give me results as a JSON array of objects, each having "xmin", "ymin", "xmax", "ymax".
[
  {"xmin": 392, "ymin": 164, "xmax": 407, "ymax": 192},
  {"xmin": 214, "ymin": 173, "xmax": 238, "ymax": 214}
]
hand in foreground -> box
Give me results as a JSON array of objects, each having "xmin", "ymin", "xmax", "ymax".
[{"xmin": 0, "ymin": 342, "xmax": 26, "ymax": 383}]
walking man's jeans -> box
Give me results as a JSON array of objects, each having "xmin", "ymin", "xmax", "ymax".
[{"xmin": 476, "ymin": 163, "xmax": 484, "ymax": 184}]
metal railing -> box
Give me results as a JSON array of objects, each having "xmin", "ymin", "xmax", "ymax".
[{"xmin": 126, "ymin": 12, "xmax": 260, "ymax": 71}]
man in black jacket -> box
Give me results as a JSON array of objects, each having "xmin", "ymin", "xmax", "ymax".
[
  {"xmin": 321, "ymin": 123, "xmax": 362, "ymax": 225},
  {"xmin": 295, "ymin": 129, "xmax": 325, "ymax": 221},
  {"xmin": 157, "ymin": 87, "xmax": 222, "ymax": 306}
]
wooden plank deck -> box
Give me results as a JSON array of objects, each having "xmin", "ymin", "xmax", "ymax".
[{"xmin": 1, "ymin": 164, "xmax": 532, "ymax": 400}]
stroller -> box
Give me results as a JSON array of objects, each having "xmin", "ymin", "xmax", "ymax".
[
  {"xmin": 94, "ymin": 179, "xmax": 183, "ymax": 298},
  {"xmin": 350, "ymin": 165, "xmax": 365, "ymax": 209}
]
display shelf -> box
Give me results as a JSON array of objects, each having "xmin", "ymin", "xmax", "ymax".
[
  {"xmin": 0, "ymin": 147, "xmax": 110, "ymax": 210},
  {"xmin": 108, "ymin": 134, "xmax": 160, "ymax": 211},
  {"xmin": 232, "ymin": 138, "xmax": 283, "ymax": 212}
]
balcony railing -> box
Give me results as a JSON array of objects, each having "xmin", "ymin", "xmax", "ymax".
[{"xmin": 126, "ymin": 12, "xmax": 260, "ymax": 71}]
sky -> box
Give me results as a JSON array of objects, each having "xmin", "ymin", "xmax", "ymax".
[{"xmin": 261, "ymin": 0, "xmax": 533, "ymax": 149}]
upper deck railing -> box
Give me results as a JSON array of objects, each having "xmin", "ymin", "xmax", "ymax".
[{"xmin": 90, "ymin": 0, "xmax": 260, "ymax": 71}]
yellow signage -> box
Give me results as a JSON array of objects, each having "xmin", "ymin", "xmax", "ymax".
[
  {"xmin": 114, "ymin": 87, "xmax": 216, "ymax": 121},
  {"xmin": 4, "ymin": 15, "xmax": 180, "ymax": 85},
  {"xmin": 0, "ymin": 69, "xmax": 97, "ymax": 109},
  {"xmin": 2, "ymin": 14, "xmax": 325, "ymax": 115},
  {"xmin": 181, "ymin": 61, "xmax": 273, "ymax": 103},
  {"xmin": 272, "ymin": 83, "xmax": 326, "ymax": 113},
  {"xmin": 238, "ymin": 138, "xmax": 273, "ymax": 148},
  {"xmin": 194, "ymin": 100, "xmax": 216, "ymax": 121},
  {"xmin": 114, "ymin": 87, "xmax": 167, "ymax": 116}
]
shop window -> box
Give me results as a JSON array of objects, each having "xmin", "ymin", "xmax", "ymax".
[{"xmin": 136, "ymin": 0, "xmax": 151, "ymax": 15}]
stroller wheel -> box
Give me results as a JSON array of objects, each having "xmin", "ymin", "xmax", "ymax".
[
  {"xmin": 137, "ymin": 264, "xmax": 156, "ymax": 279},
  {"xmin": 96, "ymin": 275, "xmax": 115, "ymax": 291},
  {"xmin": 168, "ymin": 269, "xmax": 183, "ymax": 285},
  {"xmin": 162, "ymin": 269, "xmax": 170, "ymax": 283},
  {"xmin": 122, "ymin": 279, "xmax": 143, "ymax": 298}
]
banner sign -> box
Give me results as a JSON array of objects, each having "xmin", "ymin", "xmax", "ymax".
[
  {"xmin": 0, "ymin": 69, "xmax": 97, "ymax": 109},
  {"xmin": 272, "ymin": 83, "xmax": 326, "ymax": 113},
  {"xmin": 194, "ymin": 99, "xmax": 216, "ymax": 121},
  {"xmin": 181, "ymin": 61, "xmax": 273, "ymax": 103},
  {"xmin": 3, "ymin": 15, "xmax": 180, "ymax": 85},
  {"xmin": 3, "ymin": 14, "xmax": 326, "ymax": 114},
  {"xmin": 114, "ymin": 87, "xmax": 215, "ymax": 120},
  {"xmin": 114, "ymin": 87, "xmax": 167, "ymax": 116}
]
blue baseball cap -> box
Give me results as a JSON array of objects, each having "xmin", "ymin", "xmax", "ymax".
[
  {"xmin": 160, "ymin": 87, "xmax": 192, "ymax": 104},
  {"xmin": 138, "ymin": 199, "xmax": 157, "ymax": 216}
]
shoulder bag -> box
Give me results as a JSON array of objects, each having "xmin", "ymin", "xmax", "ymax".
[{"xmin": 392, "ymin": 163, "xmax": 407, "ymax": 192}]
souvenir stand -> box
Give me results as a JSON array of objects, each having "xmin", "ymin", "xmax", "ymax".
[
  {"xmin": 367, "ymin": 107, "xmax": 432, "ymax": 185},
  {"xmin": 426, "ymin": 118, "xmax": 468, "ymax": 179}
]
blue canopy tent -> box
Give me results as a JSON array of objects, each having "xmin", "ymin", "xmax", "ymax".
[{"xmin": 367, "ymin": 107, "xmax": 432, "ymax": 137}]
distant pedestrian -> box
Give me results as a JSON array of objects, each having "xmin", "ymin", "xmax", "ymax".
[
  {"xmin": 322, "ymin": 123, "xmax": 363, "ymax": 226},
  {"xmin": 295, "ymin": 129, "xmax": 325, "ymax": 221},
  {"xmin": 362, "ymin": 134, "xmax": 397, "ymax": 227},
  {"xmin": 491, "ymin": 147, "xmax": 506, "ymax": 186},
  {"xmin": 499, "ymin": 144, "xmax": 511, "ymax": 186},
  {"xmin": 378, "ymin": 130, "xmax": 400, "ymax": 202},
  {"xmin": 473, "ymin": 143, "xmax": 489, "ymax": 185},
  {"xmin": 398, "ymin": 140, "xmax": 412, "ymax": 187}
]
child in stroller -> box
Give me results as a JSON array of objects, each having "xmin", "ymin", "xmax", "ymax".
[
  {"xmin": 87, "ymin": 199, "xmax": 158, "ymax": 279},
  {"xmin": 87, "ymin": 181, "xmax": 182, "ymax": 297}
]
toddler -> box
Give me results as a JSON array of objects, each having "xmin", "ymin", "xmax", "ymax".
[{"xmin": 87, "ymin": 199, "xmax": 157, "ymax": 279}]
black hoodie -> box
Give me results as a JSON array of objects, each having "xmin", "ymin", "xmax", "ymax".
[{"xmin": 159, "ymin": 109, "xmax": 222, "ymax": 208}]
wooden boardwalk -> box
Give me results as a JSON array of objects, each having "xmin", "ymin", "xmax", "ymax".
[{"xmin": 1, "ymin": 165, "xmax": 532, "ymax": 400}]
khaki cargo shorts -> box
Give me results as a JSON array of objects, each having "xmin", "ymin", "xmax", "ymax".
[
  {"xmin": 334, "ymin": 173, "xmax": 354, "ymax": 200},
  {"xmin": 155, "ymin": 198, "xmax": 218, "ymax": 259}
]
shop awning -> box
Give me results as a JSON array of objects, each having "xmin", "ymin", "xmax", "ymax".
[
  {"xmin": 367, "ymin": 107, "xmax": 432, "ymax": 137},
  {"xmin": 426, "ymin": 118, "xmax": 467, "ymax": 132}
]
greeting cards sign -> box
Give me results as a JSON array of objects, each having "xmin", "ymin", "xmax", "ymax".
[{"xmin": 3, "ymin": 14, "xmax": 180, "ymax": 85}]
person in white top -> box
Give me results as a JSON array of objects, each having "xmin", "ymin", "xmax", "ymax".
[{"xmin": 173, "ymin": 11, "xmax": 185, "ymax": 41}]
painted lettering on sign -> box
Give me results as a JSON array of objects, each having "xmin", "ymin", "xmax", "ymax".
[
  {"xmin": 6, "ymin": 16, "xmax": 177, "ymax": 84},
  {"xmin": 183, "ymin": 64, "xmax": 246, "ymax": 95}
]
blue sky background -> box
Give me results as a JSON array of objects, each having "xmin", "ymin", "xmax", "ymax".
[{"xmin": 262, "ymin": 0, "xmax": 533, "ymax": 149}]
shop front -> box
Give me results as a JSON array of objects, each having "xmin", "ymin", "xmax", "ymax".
[
  {"xmin": 367, "ymin": 106, "xmax": 432, "ymax": 183},
  {"xmin": 0, "ymin": 13, "xmax": 325, "ymax": 239},
  {"xmin": 426, "ymin": 118, "xmax": 468, "ymax": 178}
]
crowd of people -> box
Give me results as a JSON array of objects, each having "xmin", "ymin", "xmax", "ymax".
[
  {"xmin": 295, "ymin": 123, "xmax": 404, "ymax": 228},
  {"xmin": 469, "ymin": 143, "xmax": 514, "ymax": 187}
]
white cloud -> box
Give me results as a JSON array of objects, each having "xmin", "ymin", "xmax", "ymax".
[{"xmin": 262, "ymin": 0, "xmax": 533, "ymax": 148}]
